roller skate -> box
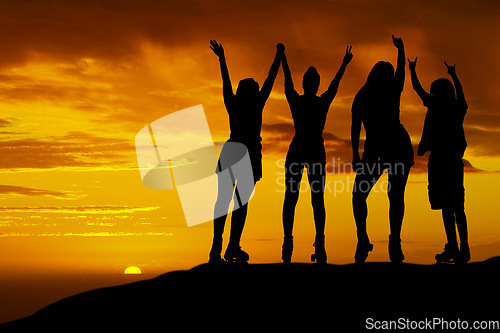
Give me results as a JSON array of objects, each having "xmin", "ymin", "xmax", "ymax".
[
  {"xmin": 208, "ymin": 237, "xmax": 226, "ymax": 264},
  {"xmin": 456, "ymin": 243, "xmax": 471, "ymax": 264},
  {"xmin": 435, "ymin": 243, "xmax": 459, "ymax": 264},
  {"xmin": 224, "ymin": 245, "xmax": 249, "ymax": 264},
  {"xmin": 281, "ymin": 235, "xmax": 294, "ymax": 264},
  {"xmin": 311, "ymin": 235, "xmax": 327, "ymax": 264},
  {"xmin": 388, "ymin": 235, "xmax": 405, "ymax": 263},
  {"xmin": 354, "ymin": 239, "xmax": 373, "ymax": 264}
]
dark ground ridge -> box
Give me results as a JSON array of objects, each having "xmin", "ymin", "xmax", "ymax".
[{"xmin": 2, "ymin": 257, "xmax": 499, "ymax": 331}]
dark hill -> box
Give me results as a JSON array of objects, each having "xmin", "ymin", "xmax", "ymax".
[{"xmin": 2, "ymin": 258, "xmax": 500, "ymax": 331}]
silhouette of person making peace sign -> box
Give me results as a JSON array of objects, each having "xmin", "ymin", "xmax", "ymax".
[
  {"xmin": 351, "ymin": 36, "xmax": 414, "ymax": 263},
  {"xmin": 209, "ymin": 40, "xmax": 284, "ymax": 263},
  {"xmin": 281, "ymin": 45, "xmax": 353, "ymax": 263}
]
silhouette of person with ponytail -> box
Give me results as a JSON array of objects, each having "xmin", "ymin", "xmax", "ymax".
[{"xmin": 281, "ymin": 45, "xmax": 353, "ymax": 263}]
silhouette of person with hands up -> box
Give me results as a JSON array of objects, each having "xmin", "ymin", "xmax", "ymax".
[
  {"xmin": 209, "ymin": 40, "xmax": 284, "ymax": 263},
  {"xmin": 351, "ymin": 36, "xmax": 414, "ymax": 263},
  {"xmin": 281, "ymin": 45, "xmax": 353, "ymax": 263},
  {"xmin": 409, "ymin": 57, "xmax": 470, "ymax": 264}
]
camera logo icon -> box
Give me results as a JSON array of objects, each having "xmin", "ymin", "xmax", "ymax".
[{"xmin": 135, "ymin": 105, "xmax": 255, "ymax": 226}]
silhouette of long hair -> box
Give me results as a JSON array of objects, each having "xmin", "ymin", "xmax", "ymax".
[
  {"xmin": 356, "ymin": 61, "xmax": 398, "ymax": 113},
  {"xmin": 355, "ymin": 61, "xmax": 401, "ymax": 125},
  {"xmin": 366, "ymin": 61, "xmax": 395, "ymax": 87},
  {"xmin": 430, "ymin": 78, "xmax": 456, "ymax": 102}
]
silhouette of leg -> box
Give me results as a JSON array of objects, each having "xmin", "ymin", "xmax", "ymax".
[
  {"xmin": 453, "ymin": 160, "xmax": 469, "ymax": 263},
  {"xmin": 282, "ymin": 161, "xmax": 303, "ymax": 238},
  {"xmin": 212, "ymin": 213, "xmax": 227, "ymax": 250},
  {"xmin": 442, "ymin": 208, "xmax": 458, "ymax": 245},
  {"xmin": 210, "ymin": 216, "xmax": 227, "ymax": 263},
  {"xmin": 228, "ymin": 202, "xmax": 248, "ymax": 248},
  {"xmin": 387, "ymin": 170, "xmax": 409, "ymax": 263},
  {"xmin": 308, "ymin": 162, "xmax": 327, "ymax": 263},
  {"xmin": 453, "ymin": 159, "xmax": 468, "ymax": 246},
  {"xmin": 213, "ymin": 214, "xmax": 226, "ymax": 242},
  {"xmin": 436, "ymin": 208, "xmax": 459, "ymax": 263},
  {"xmin": 213, "ymin": 175, "xmax": 235, "ymax": 233},
  {"xmin": 282, "ymin": 161, "xmax": 303, "ymax": 262},
  {"xmin": 224, "ymin": 180, "xmax": 256, "ymax": 263},
  {"xmin": 455, "ymin": 209, "xmax": 468, "ymax": 243},
  {"xmin": 228, "ymin": 178, "xmax": 257, "ymax": 247},
  {"xmin": 387, "ymin": 171, "xmax": 409, "ymax": 239},
  {"xmin": 352, "ymin": 170, "xmax": 381, "ymax": 263},
  {"xmin": 352, "ymin": 172, "xmax": 381, "ymax": 242},
  {"xmin": 210, "ymin": 173, "xmax": 236, "ymax": 262},
  {"xmin": 307, "ymin": 162, "xmax": 326, "ymax": 238},
  {"xmin": 224, "ymin": 203, "xmax": 250, "ymax": 263},
  {"xmin": 454, "ymin": 209, "xmax": 468, "ymax": 244},
  {"xmin": 455, "ymin": 208, "xmax": 470, "ymax": 263}
]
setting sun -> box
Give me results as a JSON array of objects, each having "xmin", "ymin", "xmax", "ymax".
[
  {"xmin": 124, "ymin": 266, "xmax": 142, "ymax": 275},
  {"xmin": 0, "ymin": 0, "xmax": 500, "ymax": 326}
]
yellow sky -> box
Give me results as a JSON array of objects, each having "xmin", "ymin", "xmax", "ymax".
[{"xmin": 0, "ymin": 0, "xmax": 500, "ymax": 274}]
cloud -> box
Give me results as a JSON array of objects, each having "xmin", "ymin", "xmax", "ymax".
[
  {"xmin": 0, "ymin": 0, "xmax": 496, "ymax": 171},
  {"xmin": 463, "ymin": 127, "xmax": 500, "ymax": 157},
  {"xmin": 0, "ymin": 184, "xmax": 78, "ymax": 198},
  {"xmin": 0, "ymin": 231, "xmax": 172, "ymax": 237},
  {"xmin": 0, "ymin": 118, "xmax": 13, "ymax": 127},
  {"xmin": 0, "ymin": 205, "xmax": 160, "ymax": 214},
  {"xmin": 0, "ymin": 131, "xmax": 135, "ymax": 170},
  {"xmin": 0, "ymin": 204, "xmax": 165, "ymax": 238}
]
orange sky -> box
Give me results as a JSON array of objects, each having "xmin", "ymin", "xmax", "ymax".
[{"xmin": 0, "ymin": 0, "xmax": 500, "ymax": 275}]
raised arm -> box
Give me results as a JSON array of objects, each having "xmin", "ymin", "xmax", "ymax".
[
  {"xmin": 323, "ymin": 46, "xmax": 353, "ymax": 101},
  {"xmin": 392, "ymin": 35, "xmax": 405, "ymax": 92},
  {"xmin": 444, "ymin": 61, "xmax": 467, "ymax": 109},
  {"xmin": 259, "ymin": 43, "xmax": 284, "ymax": 102},
  {"xmin": 408, "ymin": 57, "xmax": 431, "ymax": 101},
  {"xmin": 282, "ymin": 50, "xmax": 299, "ymax": 99},
  {"xmin": 210, "ymin": 40, "xmax": 233, "ymax": 100},
  {"xmin": 282, "ymin": 51, "xmax": 293, "ymax": 88}
]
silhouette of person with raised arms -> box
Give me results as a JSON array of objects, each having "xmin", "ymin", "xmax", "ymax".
[
  {"xmin": 409, "ymin": 57, "xmax": 470, "ymax": 264},
  {"xmin": 209, "ymin": 40, "xmax": 284, "ymax": 263},
  {"xmin": 281, "ymin": 45, "xmax": 353, "ymax": 263},
  {"xmin": 351, "ymin": 36, "xmax": 414, "ymax": 263}
]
